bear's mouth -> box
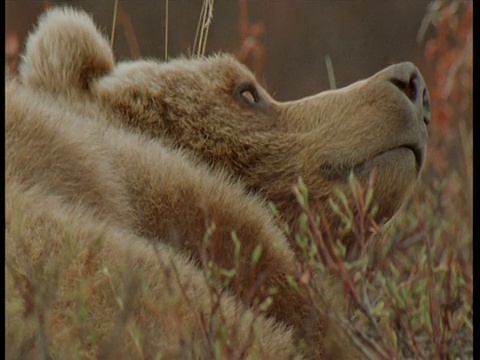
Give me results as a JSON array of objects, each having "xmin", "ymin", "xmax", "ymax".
[
  {"xmin": 361, "ymin": 144, "xmax": 423, "ymax": 171},
  {"xmin": 319, "ymin": 144, "xmax": 423, "ymax": 181}
]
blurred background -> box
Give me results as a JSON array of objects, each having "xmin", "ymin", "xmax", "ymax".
[
  {"xmin": 6, "ymin": 0, "xmax": 472, "ymax": 209},
  {"xmin": 6, "ymin": 1, "xmax": 433, "ymax": 100}
]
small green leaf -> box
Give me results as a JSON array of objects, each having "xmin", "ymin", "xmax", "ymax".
[
  {"xmin": 286, "ymin": 275, "xmax": 300, "ymax": 293},
  {"xmin": 365, "ymin": 187, "xmax": 374, "ymax": 210},
  {"xmin": 334, "ymin": 188, "xmax": 349, "ymax": 210},
  {"xmin": 328, "ymin": 198, "xmax": 341, "ymax": 215},
  {"xmin": 231, "ymin": 231, "xmax": 241, "ymax": 259},
  {"xmin": 348, "ymin": 171, "xmax": 358, "ymax": 199},
  {"xmin": 251, "ymin": 244, "xmax": 263, "ymax": 265}
]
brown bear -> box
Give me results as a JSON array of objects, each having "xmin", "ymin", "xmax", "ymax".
[{"xmin": 6, "ymin": 7, "xmax": 430, "ymax": 360}]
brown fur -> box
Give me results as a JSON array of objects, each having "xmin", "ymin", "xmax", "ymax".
[{"xmin": 6, "ymin": 7, "xmax": 429, "ymax": 359}]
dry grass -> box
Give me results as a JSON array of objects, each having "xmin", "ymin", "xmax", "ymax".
[{"xmin": 193, "ymin": 0, "xmax": 215, "ymax": 58}]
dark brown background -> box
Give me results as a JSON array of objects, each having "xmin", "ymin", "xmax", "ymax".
[{"xmin": 6, "ymin": 1, "xmax": 433, "ymax": 101}]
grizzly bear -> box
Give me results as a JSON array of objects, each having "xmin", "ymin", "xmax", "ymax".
[{"xmin": 6, "ymin": 7, "xmax": 430, "ymax": 360}]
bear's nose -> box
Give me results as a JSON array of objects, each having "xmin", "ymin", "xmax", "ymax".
[{"xmin": 382, "ymin": 62, "xmax": 431, "ymax": 126}]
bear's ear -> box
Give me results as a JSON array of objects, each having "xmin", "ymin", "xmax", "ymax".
[{"xmin": 19, "ymin": 7, "xmax": 114, "ymax": 93}]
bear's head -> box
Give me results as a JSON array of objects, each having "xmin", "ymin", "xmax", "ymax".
[{"xmin": 20, "ymin": 7, "xmax": 430, "ymax": 258}]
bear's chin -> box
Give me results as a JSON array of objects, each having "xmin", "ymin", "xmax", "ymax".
[
  {"xmin": 356, "ymin": 146, "xmax": 422, "ymax": 177},
  {"xmin": 367, "ymin": 153, "xmax": 418, "ymax": 219},
  {"xmin": 319, "ymin": 148, "xmax": 419, "ymax": 228},
  {"xmin": 319, "ymin": 146, "xmax": 421, "ymax": 185}
]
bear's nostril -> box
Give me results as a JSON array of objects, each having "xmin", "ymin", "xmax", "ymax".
[
  {"xmin": 390, "ymin": 74, "xmax": 419, "ymax": 103},
  {"xmin": 405, "ymin": 76, "xmax": 418, "ymax": 103},
  {"xmin": 390, "ymin": 71, "xmax": 431, "ymax": 126}
]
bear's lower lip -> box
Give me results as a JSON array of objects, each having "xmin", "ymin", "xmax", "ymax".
[
  {"xmin": 319, "ymin": 145, "xmax": 422, "ymax": 181},
  {"xmin": 360, "ymin": 145, "xmax": 423, "ymax": 172}
]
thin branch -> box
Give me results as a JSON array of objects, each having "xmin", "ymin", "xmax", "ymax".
[
  {"xmin": 164, "ymin": 0, "xmax": 169, "ymax": 61},
  {"xmin": 325, "ymin": 55, "xmax": 337, "ymax": 90},
  {"xmin": 193, "ymin": 0, "xmax": 215, "ymax": 57},
  {"xmin": 111, "ymin": 0, "xmax": 119, "ymax": 48}
]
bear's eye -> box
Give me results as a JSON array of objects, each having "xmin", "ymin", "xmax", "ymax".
[{"xmin": 236, "ymin": 82, "xmax": 261, "ymax": 105}]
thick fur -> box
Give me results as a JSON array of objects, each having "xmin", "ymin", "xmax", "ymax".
[{"xmin": 6, "ymin": 7, "xmax": 429, "ymax": 359}]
